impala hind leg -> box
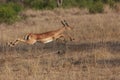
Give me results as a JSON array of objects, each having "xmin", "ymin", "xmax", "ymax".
[
  {"xmin": 8, "ymin": 39, "xmax": 19, "ymax": 47},
  {"xmin": 7, "ymin": 42, "xmax": 14, "ymax": 47},
  {"xmin": 8, "ymin": 38, "xmax": 36, "ymax": 47}
]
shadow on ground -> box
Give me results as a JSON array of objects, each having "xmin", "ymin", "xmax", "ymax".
[
  {"xmin": 0, "ymin": 41, "xmax": 119, "ymax": 68},
  {"xmin": 70, "ymin": 57, "xmax": 120, "ymax": 67},
  {"xmin": 0, "ymin": 41, "xmax": 119, "ymax": 54},
  {"xmin": 67, "ymin": 41, "xmax": 120, "ymax": 53}
]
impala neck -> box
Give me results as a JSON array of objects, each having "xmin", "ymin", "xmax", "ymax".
[{"xmin": 57, "ymin": 27, "xmax": 67, "ymax": 34}]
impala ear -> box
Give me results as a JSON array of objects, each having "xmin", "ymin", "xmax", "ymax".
[
  {"xmin": 63, "ymin": 20, "xmax": 69, "ymax": 27},
  {"xmin": 61, "ymin": 21, "xmax": 66, "ymax": 27}
]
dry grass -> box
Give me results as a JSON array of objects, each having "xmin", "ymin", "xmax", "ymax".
[{"xmin": 0, "ymin": 8, "xmax": 120, "ymax": 80}]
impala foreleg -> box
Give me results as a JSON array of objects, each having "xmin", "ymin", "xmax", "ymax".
[
  {"xmin": 64, "ymin": 33, "xmax": 75, "ymax": 41},
  {"xmin": 55, "ymin": 34, "xmax": 66, "ymax": 43}
]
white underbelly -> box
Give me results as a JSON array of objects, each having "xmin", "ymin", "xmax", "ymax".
[
  {"xmin": 41, "ymin": 37, "xmax": 54, "ymax": 43},
  {"xmin": 44, "ymin": 39, "xmax": 53, "ymax": 43}
]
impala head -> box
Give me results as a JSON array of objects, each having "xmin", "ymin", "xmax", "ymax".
[
  {"xmin": 61, "ymin": 20, "xmax": 74, "ymax": 31},
  {"xmin": 61, "ymin": 20, "xmax": 75, "ymax": 41}
]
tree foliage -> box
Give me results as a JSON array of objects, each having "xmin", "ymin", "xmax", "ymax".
[{"xmin": 0, "ymin": 0, "xmax": 119, "ymax": 23}]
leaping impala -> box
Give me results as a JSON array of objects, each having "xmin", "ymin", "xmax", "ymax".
[{"xmin": 8, "ymin": 20, "xmax": 74, "ymax": 47}]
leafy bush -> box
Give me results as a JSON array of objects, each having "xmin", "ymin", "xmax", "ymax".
[
  {"xmin": 62, "ymin": 0, "xmax": 78, "ymax": 8},
  {"xmin": 108, "ymin": 0, "xmax": 115, "ymax": 8},
  {"xmin": 24, "ymin": 0, "xmax": 56, "ymax": 9},
  {"xmin": 76, "ymin": 0, "xmax": 94, "ymax": 8},
  {"xmin": 0, "ymin": 2, "xmax": 22, "ymax": 23},
  {"xmin": 0, "ymin": 0, "xmax": 119, "ymax": 24},
  {"xmin": 89, "ymin": 1, "xmax": 104, "ymax": 13}
]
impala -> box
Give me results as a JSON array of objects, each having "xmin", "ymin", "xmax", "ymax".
[{"xmin": 8, "ymin": 20, "xmax": 74, "ymax": 47}]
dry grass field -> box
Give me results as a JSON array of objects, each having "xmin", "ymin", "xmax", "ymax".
[{"xmin": 0, "ymin": 8, "xmax": 120, "ymax": 80}]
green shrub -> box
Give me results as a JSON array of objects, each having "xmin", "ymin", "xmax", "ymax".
[
  {"xmin": 62, "ymin": 0, "xmax": 78, "ymax": 8},
  {"xmin": 76, "ymin": 0, "xmax": 94, "ymax": 8},
  {"xmin": 24, "ymin": 0, "xmax": 56, "ymax": 10},
  {"xmin": 89, "ymin": 1, "xmax": 104, "ymax": 13},
  {"xmin": 0, "ymin": 3, "xmax": 22, "ymax": 23},
  {"xmin": 0, "ymin": 0, "xmax": 119, "ymax": 24},
  {"xmin": 108, "ymin": 0, "xmax": 115, "ymax": 8}
]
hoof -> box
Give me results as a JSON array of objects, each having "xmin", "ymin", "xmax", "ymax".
[
  {"xmin": 72, "ymin": 38, "xmax": 75, "ymax": 40},
  {"xmin": 7, "ymin": 42, "xmax": 15, "ymax": 47}
]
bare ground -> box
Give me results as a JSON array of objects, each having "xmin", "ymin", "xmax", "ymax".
[{"xmin": 0, "ymin": 8, "xmax": 120, "ymax": 80}]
